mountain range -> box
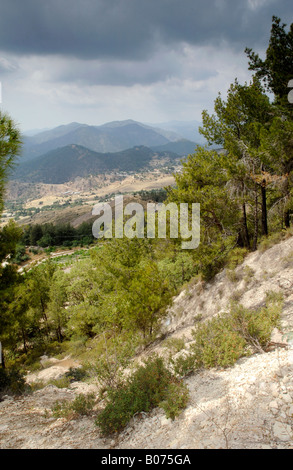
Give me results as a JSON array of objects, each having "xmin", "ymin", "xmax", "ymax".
[
  {"xmin": 21, "ymin": 119, "xmax": 199, "ymax": 162},
  {"xmin": 12, "ymin": 144, "xmax": 181, "ymax": 184},
  {"xmin": 11, "ymin": 119, "xmax": 200, "ymax": 184}
]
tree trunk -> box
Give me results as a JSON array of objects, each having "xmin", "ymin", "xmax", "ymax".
[
  {"xmin": 21, "ymin": 327, "xmax": 28, "ymax": 354},
  {"xmin": 284, "ymin": 209, "xmax": 290, "ymax": 228},
  {"xmin": 253, "ymin": 187, "xmax": 259, "ymax": 251},
  {"xmin": 242, "ymin": 202, "xmax": 250, "ymax": 249},
  {"xmin": 56, "ymin": 325, "xmax": 63, "ymax": 343},
  {"xmin": 1, "ymin": 346, "xmax": 5, "ymax": 369},
  {"xmin": 261, "ymin": 182, "xmax": 268, "ymax": 236}
]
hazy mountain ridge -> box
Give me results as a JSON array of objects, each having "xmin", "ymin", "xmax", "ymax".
[
  {"xmin": 146, "ymin": 120, "xmax": 205, "ymax": 143},
  {"xmin": 20, "ymin": 120, "xmax": 199, "ymax": 163},
  {"xmin": 12, "ymin": 144, "xmax": 181, "ymax": 184},
  {"xmin": 151, "ymin": 139, "xmax": 198, "ymax": 155}
]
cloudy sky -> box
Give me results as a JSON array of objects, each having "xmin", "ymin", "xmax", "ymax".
[{"xmin": 0, "ymin": 0, "xmax": 292, "ymax": 133}]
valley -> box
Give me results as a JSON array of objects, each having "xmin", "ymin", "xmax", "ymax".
[
  {"xmin": 2, "ymin": 167, "xmax": 178, "ymax": 228},
  {"xmin": 2, "ymin": 118, "xmax": 190, "ymax": 228}
]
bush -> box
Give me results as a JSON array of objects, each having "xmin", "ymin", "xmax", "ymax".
[
  {"xmin": 228, "ymin": 299, "xmax": 282, "ymax": 352},
  {"xmin": 190, "ymin": 296, "xmax": 282, "ymax": 369},
  {"xmin": 191, "ymin": 316, "xmax": 247, "ymax": 368},
  {"xmin": 95, "ymin": 356, "xmax": 188, "ymax": 436},
  {"xmin": 258, "ymin": 231, "xmax": 285, "ymax": 252},
  {"xmin": 226, "ymin": 247, "xmax": 249, "ymax": 270},
  {"xmin": 169, "ymin": 352, "xmax": 197, "ymax": 378},
  {"xmin": 163, "ymin": 337, "xmax": 186, "ymax": 353},
  {"xmin": 159, "ymin": 380, "xmax": 189, "ymax": 420},
  {"xmin": 52, "ymin": 393, "xmax": 96, "ymax": 419},
  {"xmin": 65, "ymin": 367, "xmax": 89, "ymax": 383},
  {"xmin": 0, "ymin": 367, "xmax": 27, "ymax": 399},
  {"xmin": 48, "ymin": 376, "xmax": 71, "ymax": 388}
]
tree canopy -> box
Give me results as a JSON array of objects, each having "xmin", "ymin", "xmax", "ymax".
[{"xmin": 245, "ymin": 15, "xmax": 293, "ymax": 113}]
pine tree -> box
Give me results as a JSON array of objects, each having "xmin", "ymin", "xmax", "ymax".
[
  {"xmin": 200, "ymin": 78, "xmax": 276, "ymax": 248},
  {"xmin": 245, "ymin": 16, "xmax": 293, "ymax": 113}
]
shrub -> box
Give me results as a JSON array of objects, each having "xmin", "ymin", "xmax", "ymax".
[
  {"xmin": 228, "ymin": 299, "xmax": 282, "ymax": 352},
  {"xmin": 95, "ymin": 356, "xmax": 188, "ymax": 436},
  {"xmin": 243, "ymin": 265, "xmax": 255, "ymax": 284},
  {"xmin": 48, "ymin": 376, "xmax": 71, "ymax": 388},
  {"xmin": 258, "ymin": 231, "xmax": 285, "ymax": 252},
  {"xmin": 191, "ymin": 316, "xmax": 247, "ymax": 368},
  {"xmin": 52, "ymin": 393, "xmax": 96, "ymax": 419},
  {"xmin": 65, "ymin": 367, "xmax": 89, "ymax": 383},
  {"xmin": 0, "ymin": 367, "xmax": 27, "ymax": 399},
  {"xmin": 159, "ymin": 380, "xmax": 189, "ymax": 420},
  {"xmin": 226, "ymin": 247, "xmax": 249, "ymax": 270},
  {"xmin": 190, "ymin": 297, "xmax": 282, "ymax": 369},
  {"xmin": 163, "ymin": 337, "xmax": 185, "ymax": 353},
  {"xmin": 169, "ymin": 352, "xmax": 197, "ymax": 378},
  {"xmin": 226, "ymin": 268, "xmax": 241, "ymax": 283}
]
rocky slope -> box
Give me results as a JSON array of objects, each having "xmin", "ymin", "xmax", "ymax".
[{"xmin": 1, "ymin": 236, "xmax": 293, "ymax": 449}]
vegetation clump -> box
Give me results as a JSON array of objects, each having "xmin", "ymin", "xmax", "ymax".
[
  {"xmin": 0, "ymin": 367, "xmax": 27, "ymax": 400},
  {"xmin": 51, "ymin": 393, "xmax": 96, "ymax": 419},
  {"xmin": 95, "ymin": 356, "xmax": 189, "ymax": 436},
  {"xmin": 170, "ymin": 296, "xmax": 283, "ymax": 374}
]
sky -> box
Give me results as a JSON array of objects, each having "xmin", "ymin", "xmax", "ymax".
[{"xmin": 0, "ymin": 0, "xmax": 292, "ymax": 133}]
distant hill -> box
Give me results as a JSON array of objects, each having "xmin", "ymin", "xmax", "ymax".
[
  {"xmin": 20, "ymin": 120, "xmax": 182, "ymax": 163},
  {"xmin": 151, "ymin": 139, "xmax": 198, "ymax": 156},
  {"xmin": 146, "ymin": 120, "xmax": 205, "ymax": 143},
  {"xmin": 12, "ymin": 144, "xmax": 180, "ymax": 184}
]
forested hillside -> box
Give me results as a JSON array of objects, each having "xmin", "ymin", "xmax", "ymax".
[
  {"xmin": 0, "ymin": 15, "xmax": 293, "ymax": 449},
  {"xmin": 12, "ymin": 145, "xmax": 180, "ymax": 184}
]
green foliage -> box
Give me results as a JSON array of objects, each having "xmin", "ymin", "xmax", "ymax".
[
  {"xmin": 226, "ymin": 247, "xmax": 249, "ymax": 270},
  {"xmin": 163, "ymin": 337, "xmax": 185, "ymax": 353},
  {"xmin": 64, "ymin": 366, "xmax": 89, "ymax": 383},
  {"xmin": 191, "ymin": 315, "xmax": 247, "ymax": 368},
  {"xmin": 159, "ymin": 381, "xmax": 189, "ymax": 420},
  {"xmin": 245, "ymin": 16, "xmax": 293, "ymax": 110},
  {"xmin": 134, "ymin": 188, "xmax": 167, "ymax": 202},
  {"xmin": 21, "ymin": 221, "xmax": 94, "ymax": 248},
  {"xmin": 0, "ymin": 220, "xmax": 23, "ymax": 263},
  {"xmin": 11, "ymin": 244, "xmax": 30, "ymax": 264},
  {"xmin": 258, "ymin": 231, "xmax": 286, "ymax": 252},
  {"xmin": 0, "ymin": 111, "xmax": 22, "ymax": 215},
  {"xmin": 157, "ymin": 251, "xmax": 197, "ymax": 289},
  {"xmin": 191, "ymin": 297, "xmax": 282, "ymax": 369},
  {"xmin": 95, "ymin": 356, "xmax": 188, "ymax": 436},
  {"xmin": 169, "ymin": 352, "xmax": 197, "ymax": 378},
  {"xmin": 51, "ymin": 393, "xmax": 96, "ymax": 419},
  {"xmin": 228, "ymin": 302, "xmax": 281, "ymax": 352},
  {"xmin": 243, "ymin": 265, "xmax": 255, "ymax": 284},
  {"xmin": 48, "ymin": 376, "xmax": 71, "ymax": 389},
  {"xmin": 0, "ymin": 367, "xmax": 27, "ymax": 399},
  {"xmin": 88, "ymin": 332, "xmax": 140, "ymax": 392}
]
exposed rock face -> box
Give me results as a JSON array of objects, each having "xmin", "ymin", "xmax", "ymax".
[
  {"xmin": 0, "ymin": 237, "xmax": 293, "ymax": 449},
  {"xmin": 118, "ymin": 348, "xmax": 293, "ymax": 449},
  {"xmin": 163, "ymin": 235, "xmax": 293, "ymax": 337}
]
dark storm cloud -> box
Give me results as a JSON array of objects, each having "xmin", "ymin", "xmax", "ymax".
[{"xmin": 0, "ymin": 0, "xmax": 292, "ymax": 60}]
